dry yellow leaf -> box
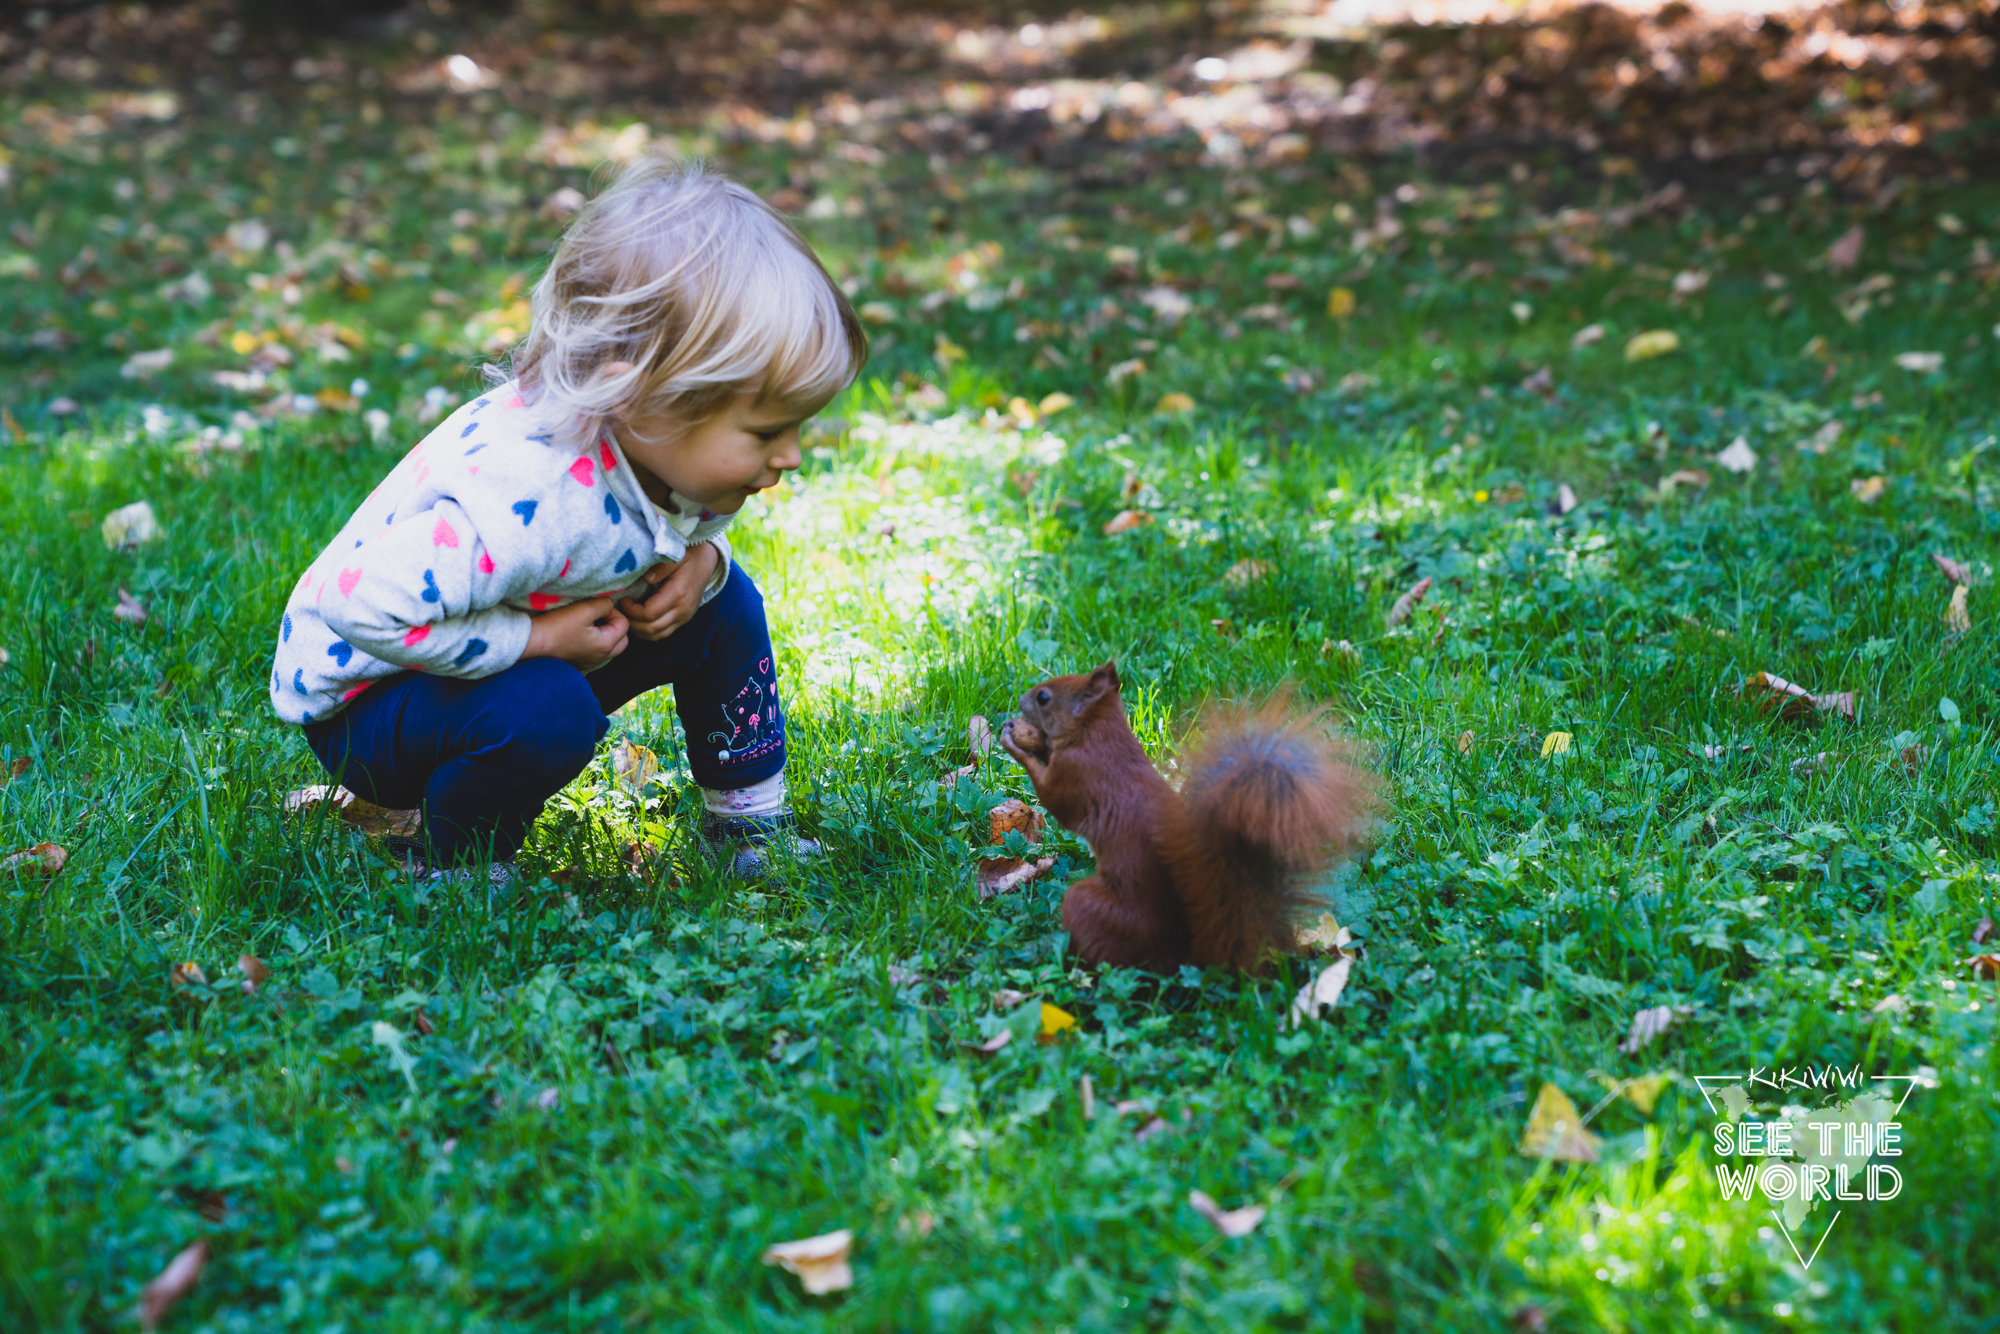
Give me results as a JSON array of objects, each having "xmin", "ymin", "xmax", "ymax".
[
  {"xmin": 1851, "ymin": 475, "xmax": 1890, "ymax": 503},
  {"xmin": 168, "ymin": 961, "xmax": 207, "ymax": 990},
  {"xmin": 1946, "ymin": 584, "xmax": 1971, "ymax": 636},
  {"xmin": 1518, "ymin": 1082, "xmax": 1601, "ymax": 1162},
  {"xmin": 761, "ymin": 1229, "xmax": 854, "ymax": 1295},
  {"xmin": 610, "ymin": 738, "xmax": 660, "ymax": 798},
  {"xmin": 1326, "ymin": 286, "xmax": 1356, "ymax": 319},
  {"xmin": 1619, "ymin": 1072, "xmax": 1672, "ymax": 1116},
  {"xmin": 102, "ymin": 500, "xmax": 160, "ymax": 551},
  {"xmin": 1155, "ymin": 391, "xmax": 1195, "ymax": 415},
  {"xmin": 1039, "ymin": 1002, "xmax": 1077, "ymax": 1040},
  {"xmin": 1456, "ymin": 730, "xmax": 1475, "ymax": 754},
  {"xmin": 1037, "ymin": 391, "xmax": 1075, "ymax": 417},
  {"xmin": 1540, "ymin": 731, "xmax": 1573, "ymax": 757},
  {"xmin": 1288, "ymin": 955, "xmax": 1353, "ymax": 1028},
  {"xmin": 1624, "ymin": 329, "xmax": 1680, "ymax": 361},
  {"xmin": 1295, "ymin": 911, "xmax": 1355, "ymax": 956}
]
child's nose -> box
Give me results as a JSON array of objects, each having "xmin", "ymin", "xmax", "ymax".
[{"xmin": 773, "ymin": 434, "xmax": 803, "ymax": 471}]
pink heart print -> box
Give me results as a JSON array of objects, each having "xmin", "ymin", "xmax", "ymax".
[
  {"xmin": 403, "ymin": 625, "xmax": 430, "ymax": 647},
  {"xmin": 338, "ymin": 567, "xmax": 363, "ymax": 597},
  {"xmin": 433, "ymin": 517, "xmax": 459, "ymax": 547},
  {"xmin": 568, "ymin": 457, "xmax": 595, "ymax": 487},
  {"xmin": 529, "ymin": 593, "xmax": 562, "ymax": 611},
  {"xmin": 477, "ymin": 551, "xmax": 495, "ymax": 575}
]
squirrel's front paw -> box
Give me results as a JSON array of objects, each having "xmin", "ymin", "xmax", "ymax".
[{"xmin": 1001, "ymin": 716, "xmax": 1048, "ymax": 761}]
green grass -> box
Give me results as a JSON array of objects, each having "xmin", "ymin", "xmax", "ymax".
[{"xmin": 5, "ymin": 37, "xmax": 2000, "ymax": 1334}]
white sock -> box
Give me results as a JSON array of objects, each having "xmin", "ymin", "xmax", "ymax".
[{"xmin": 702, "ymin": 770, "xmax": 787, "ymax": 819}]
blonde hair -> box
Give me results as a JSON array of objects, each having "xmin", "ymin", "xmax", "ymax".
[{"xmin": 511, "ymin": 157, "xmax": 866, "ymax": 450}]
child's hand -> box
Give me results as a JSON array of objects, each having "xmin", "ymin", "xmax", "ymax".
[
  {"xmin": 618, "ymin": 544, "xmax": 720, "ymax": 642},
  {"xmin": 522, "ymin": 597, "xmax": 629, "ymax": 670}
]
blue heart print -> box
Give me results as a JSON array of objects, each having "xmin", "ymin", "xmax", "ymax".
[
  {"xmin": 614, "ymin": 549, "xmax": 637, "ymax": 574},
  {"xmin": 327, "ymin": 640, "xmax": 354, "ymax": 668},
  {"xmin": 513, "ymin": 500, "xmax": 538, "ymax": 525},
  {"xmin": 461, "ymin": 422, "xmax": 479, "ymax": 438},
  {"xmin": 292, "ymin": 668, "xmax": 305, "ymax": 694},
  {"xmin": 452, "ymin": 639, "xmax": 488, "ymax": 667},
  {"xmin": 282, "ymin": 613, "xmax": 292, "ymax": 642},
  {"xmin": 421, "ymin": 570, "xmax": 440, "ymax": 603},
  {"xmin": 604, "ymin": 493, "xmax": 622, "ymax": 525}
]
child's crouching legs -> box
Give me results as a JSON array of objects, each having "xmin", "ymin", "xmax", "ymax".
[
  {"xmin": 674, "ymin": 575, "xmax": 816, "ymax": 877},
  {"xmin": 420, "ymin": 658, "xmax": 609, "ymax": 865}
]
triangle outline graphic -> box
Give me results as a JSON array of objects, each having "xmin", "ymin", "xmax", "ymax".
[{"xmin": 1770, "ymin": 1209, "xmax": 1840, "ymax": 1271}]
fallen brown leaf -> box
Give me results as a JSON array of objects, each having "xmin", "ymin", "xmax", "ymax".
[
  {"xmin": 1974, "ymin": 916, "xmax": 1995, "ymax": 946},
  {"xmin": 137, "ymin": 1240, "xmax": 209, "ymax": 1331},
  {"xmin": 1, "ymin": 841, "xmax": 67, "ymax": 878},
  {"xmin": 236, "ymin": 953, "xmax": 270, "ymax": 994},
  {"xmin": 1617, "ymin": 1004, "xmax": 1692, "ymax": 1054},
  {"xmin": 168, "ymin": 961, "xmax": 207, "ymax": 990},
  {"xmin": 976, "ymin": 855, "xmax": 1056, "ymax": 900},
  {"xmin": 1103, "ymin": 509, "xmax": 1152, "ymax": 535},
  {"xmin": 1221, "ymin": 558, "xmax": 1272, "ymax": 588},
  {"xmin": 1386, "ymin": 575, "xmax": 1432, "ymax": 627},
  {"xmin": 1826, "ymin": 224, "xmax": 1866, "ymax": 274},
  {"xmin": 1659, "ymin": 468, "xmax": 1711, "ymax": 494},
  {"xmin": 965, "ymin": 1028, "xmax": 1013, "ymax": 1054},
  {"xmin": 284, "ymin": 784, "xmax": 422, "ymax": 839},
  {"xmin": 967, "ymin": 715, "xmax": 995, "ymax": 757},
  {"xmin": 1456, "ymin": 730, "xmax": 1476, "ymax": 754},
  {"xmin": 1850, "ymin": 475, "xmax": 1890, "ymax": 503},
  {"xmin": 1187, "ymin": 1190, "xmax": 1266, "ymax": 1238},
  {"xmin": 112, "ymin": 587, "xmax": 148, "ymax": 625},
  {"xmin": 1742, "ymin": 671, "xmax": 1855, "ymax": 722},
  {"xmin": 0, "ymin": 756, "xmax": 31, "ymax": 790},
  {"xmin": 991, "ymin": 988, "xmax": 1029, "ymax": 1009},
  {"xmin": 761, "ymin": 1229, "xmax": 854, "ymax": 1295},
  {"xmin": 987, "ymin": 798, "xmax": 1044, "ymax": 847},
  {"xmin": 1078, "ymin": 1074, "xmax": 1096, "ymax": 1120},
  {"xmin": 1931, "ymin": 552, "xmax": 1971, "ymax": 585},
  {"xmin": 1968, "ymin": 954, "xmax": 2000, "ymax": 980}
]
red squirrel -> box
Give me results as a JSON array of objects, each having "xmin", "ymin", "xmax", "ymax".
[{"xmin": 999, "ymin": 661, "xmax": 1373, "ymax": 972}]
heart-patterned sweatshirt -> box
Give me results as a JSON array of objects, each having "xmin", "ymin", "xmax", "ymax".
[{"xmin": 269, "ymin": 383, "xmax": 734, "ymax": 725}]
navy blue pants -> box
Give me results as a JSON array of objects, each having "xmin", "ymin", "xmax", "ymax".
[{"xmin": 302, "ymin": 565, "xmax": 787, "ymax": 864}]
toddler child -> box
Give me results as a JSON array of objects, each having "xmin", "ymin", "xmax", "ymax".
[{"xmin": 269, "ymin": 159, "xmax": 865, "ymax": 882}]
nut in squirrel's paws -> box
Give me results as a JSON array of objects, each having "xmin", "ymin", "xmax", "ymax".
[{"xmin": 1002, "ymin": 717, "xmax": 1048, "ymax": 759}]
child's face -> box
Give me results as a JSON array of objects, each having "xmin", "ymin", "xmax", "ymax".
[{"xmin": 617, "ymin": 391, "xmax": 806, "ymax": 515}]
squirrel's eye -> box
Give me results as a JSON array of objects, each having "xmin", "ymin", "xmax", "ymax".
[{"xmin": 1036, "ymin": 689, "xmax": 1051, "ymax": 705}]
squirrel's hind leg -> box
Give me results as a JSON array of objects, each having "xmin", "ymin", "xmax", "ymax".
[{"xmin": 1061, "ymin": 877, "xmax": 1187, "ymax": 970}]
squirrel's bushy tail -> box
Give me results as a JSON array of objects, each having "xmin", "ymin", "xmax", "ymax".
[{"xmin": 1165, "ymin": 698, "xmax": 1375, "ymax": 971}]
